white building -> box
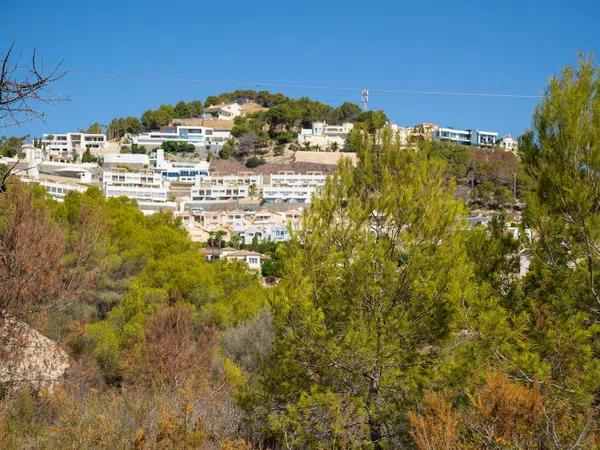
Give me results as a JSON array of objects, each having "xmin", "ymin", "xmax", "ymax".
[
  {"xmin": 42, "ymin": 133, "xmax": 107, "ymax": 159},
  {"xmin": 267, "ymin": 171, "xmax": 326, "ymax": 187},
  {"xmin": 203, "ymin": 102, "xmax": 242, "ymax": 120},
  {"xmin": 261, "ymin": 185, "xmax": 319, "ymax": 204},
  {"xmin": 103, "ymin": 153, "xmax": 150, "ymax": 171},
  {"xmin": 433, "ymin": 127, "xmax": 499, "ymax": 147},
  {"xmin": 204, "ymin": 172, "xmax": 262, "ymax": 187},
  {"xmin": 432, "ymin": 127, "xmax": 471, "ymax": 145},
  {"xmin": 499, "ymin": 135, "xmax": 518, "ymax": 152},
  {"xmin": 242, "ymin": 224, "xmax": 290, "ymax": 245},
  {"xmin": 20, "ymin": 177, "xmax": 87, "ymax": 201},
  {"xmin": 151, "ymin": 149, "xmax": 210, "ymax": 182},
  {"xmin": 102, "ymin": 168, "xmax": 169, "ymax": 203},
  {"xmin": 190, "ymin": 183, "xmax": 251, "ymax": 202},
  {"xmin": 102, "ymin": 154, "xmax": 172, "ymax": 212},
  {"xmin": 298, "ymin": 122, "xmax": 354, "ymax": 150},
  {"xmin": 470, "ymin": 130, "xmax": 498, "ymax": 146},
  {"xmin": 132, "ymin": 125, "xmax": 230, "ymax": 150},
  {"xmin": 203, "ymin": 247, "xmax": 268, "ymax": 271}
]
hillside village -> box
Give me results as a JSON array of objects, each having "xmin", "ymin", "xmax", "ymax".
[
  {"xmin": 2, "ymin": 7, "xmax": 600, "ymax": 443},
  {"xmin": 0, "ymin": 91, "xmax": 523, "ymax": 274}
]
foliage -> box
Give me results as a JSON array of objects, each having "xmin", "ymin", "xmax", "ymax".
[
  {"xmin": 409, "ymin": 370, "xmax": 597, "ymax": 449},
  {"xmin": 219, "ymin": 139, "xmax": 234, "ymax": 159},
  {"xmin": 84, "ymin": 122, "xmax": 103, "ymax": 134},
  {"xmin": 242, "ymin": 128, "xmax": 471, "ymax": 447},
  {"xmin": 141, "ymin": 104, "xmax": 175, "ymax": 130},
  {"xmin": 245, "ymin": 155, "xmax": 264, "ymax": 168},
  {"xmin": 160, "ymin": 140, "xmax": 195, "ymax": 154},
  {"xmin": 0, "ymin": 136, "xmax": 25, "ymax": 157},
  {"xmin": 106, "ymin": 116, "xmax": 143, "ymax": 139},
  {"xmin": 173, "ymin": 100, "xmax": 203, "ymax": 118},
  {"xmin": 4, "ymin": 60, "xmax": 600, "ymax": 449},
  {"xmin": 119, "ymin": 143, "xmax": 147, "ymax": 155}
]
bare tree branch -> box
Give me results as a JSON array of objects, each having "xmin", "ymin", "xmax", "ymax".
[{"xmin": 0, "ymin": 42, "xmax": 66, "ymax": 128}]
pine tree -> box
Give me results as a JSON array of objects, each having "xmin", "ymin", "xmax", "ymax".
[{"xmin": 243, "ymin": 128, "xmax": 472, "ymax": 447}]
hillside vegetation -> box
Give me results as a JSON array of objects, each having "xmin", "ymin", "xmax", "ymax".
[{"xmin": 1, "ymin": 58, "xmax": 599, "ymax": 449}]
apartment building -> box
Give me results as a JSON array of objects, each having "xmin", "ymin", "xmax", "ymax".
[
  {"xmin": 266, "ymin": 171, "xmax": 326, "ymax": 187},
  {"xmin": 204, "ymin": 171, "xmax": 262, "ymax": 187},
  {"xmin": 176, "ymin": 208, "xmax": 303, "ymax": 244},
  {"xmin": 297, "ymin": 122, "xmax": 354, "ymax": 149},
  {"xmin": 132, "ymin": 125, "xmax": 230, "ymax": 150},
  {"xmin": 102, "ymin": 153, "xmax": 172, "ymax": 210},
  {"xmin": 262, "ymin": 185, "xmax": 319, "ymax": 204},
  {"xmin": 190, "ymin": 183, "xmax": 251, "ymax": 202},
  {"xmin": 42, "ymin": 133, "xmax": 107, "ymax": 160},
  {"xmin": 20, "ymin": 177, "xmax": 87, "ymax": 201}
]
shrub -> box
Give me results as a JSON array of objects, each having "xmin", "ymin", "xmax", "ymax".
[{"xmin": 245, "ymin": 156, "xmax": 264, "ymax": 168}]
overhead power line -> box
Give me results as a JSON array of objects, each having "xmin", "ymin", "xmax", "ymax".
[{"xmin": 66, "ymin": 70, "xmax": 542, "ymax": 99}]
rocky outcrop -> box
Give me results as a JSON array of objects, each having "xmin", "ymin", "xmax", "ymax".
[{"xmin": 0, "ymin": 317, "xmax": 69, "ymax": 391}]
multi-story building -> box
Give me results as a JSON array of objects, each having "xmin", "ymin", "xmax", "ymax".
[
  {"xmin": 189, "ymin": 183, "xmax": 251, "ymax": 202},
  {"xmin": 131, "ymin": 125, "xmax": 230, "ymax": 150},
  {"xmin": 297, "ymin": 122, "xmax": 354, "ymax": 149},
  {"xmin": 204, "ymin": 171, "xmax": 262, "ymax": 187},
  {"xmin": 433, "ymin": 127, "xmax": 498, "ymax": 147},
  {"xmin": 36, "ymin": 179, "xmax": 88, "ymax": 200},
  {"xmin": 261, "ymin": 185, "xmax": 319, "ymax": 204},
  {"xmin": 102, "ymin": 154, "xmax": 173, "ymax": 213},
  {"xmin": 266, "ymin": 171, "xmax": 326, "ymax": 187},
  {"xmin": 151, "ymin": 149, "xmax": 210, "ymax": 182},
  {"xmin": 42, "ymin": 133, "xmax": 107, "ymax": 158}
]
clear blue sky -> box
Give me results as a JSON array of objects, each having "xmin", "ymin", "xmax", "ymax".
[{"xmin": 2, "ymin": 0, "xmax": 599, "ymax": 138}]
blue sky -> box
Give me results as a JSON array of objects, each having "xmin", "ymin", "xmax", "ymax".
[{"xmin": 2, "ymin": 0, "xmax": 599, "ymax": 138}]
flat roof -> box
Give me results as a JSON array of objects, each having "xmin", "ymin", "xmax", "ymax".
[{"xmin": 104, "ymin": 153, "xmax": 149, "ymax": 165}]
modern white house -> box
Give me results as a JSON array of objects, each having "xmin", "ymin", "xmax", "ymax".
[
  {"xmin": 151, "ymin": 149, "xmax": 210, "ymax": 182},
  {"xmin": 470, "ymin": 130, "xmax": 498, "ymax": 146},
  {"xmin": 131, "ymin": 125, "xmax": 230, "ymax": 150},
  {"xmin": 433, "ymin": 127, "xmax": 498, "ymax": 147},
  {"xmin": 42, "ymin": 133, "xmax": 107, "ymax": 159},
  {"xmin": 203, "ymin": 102, "xmax": 242, "ymax": 120},
  {"xmin": 432, "ymin": 127, "xmax": 472, "ymax": 145},
  {"xmin": 297, "ymin": 122, "xmax": 354, "ymax": 149}
]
